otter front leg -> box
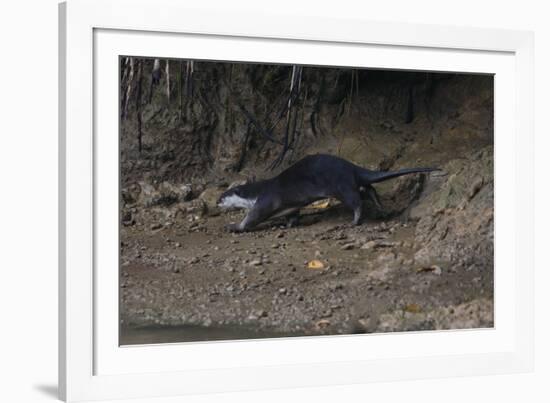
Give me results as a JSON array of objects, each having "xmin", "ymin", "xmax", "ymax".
[
  {"xmin": 225, "ymin": 200, "xmax": 275, "ymax": 232},
  {"xmin": 286, "ymin": 210, "xmax": 300, "ymax": 228}
]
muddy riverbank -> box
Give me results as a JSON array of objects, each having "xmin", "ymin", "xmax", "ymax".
[
  {"xmin": 119, "ymin": 61, "xmax": 494, "ymax": 343},
  {"xmin": 120, "ymin": 148, "xmax": 494, "ymax": 343}
]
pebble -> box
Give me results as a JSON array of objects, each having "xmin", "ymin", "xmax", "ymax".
[
  {"xmin": 249, "ymin": 259, "xmax": 262, "ymax": 266},
  {"xmin": 431, "ymin": 265, "xmax": 443, "ymax": 275},
  {"xmin": 361, "ymin": 240, "xmax": 377, "ymax": 250},
  {"xmin": 256, "ymin": 309, "xmax": 268, "ymax": 318},
  {"xmin": 340, "ymin": 243, "xmax": 356, "ymax": 250}
]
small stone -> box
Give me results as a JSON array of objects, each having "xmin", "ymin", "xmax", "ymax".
[
  {"xmin": 361, "ymin": 240, "xmax": 377, "ymax": 250},
  {"xmin": 340, "ymin": 243, "xmax": 356, "ymax": 250},
  {"xmin": 278, "ymin": 287, "xmax": 287, "ymax": 295},
  {"xmin": 431, "ymin": 265, "xmax": 442, "ymax": 275},
  {"xmin": 150, "ymin": 223, "xmax": 162, "ymax": 230},
  {"xmin": 249, "ymin": 259, "xmax": 262, "ymax": 266}
]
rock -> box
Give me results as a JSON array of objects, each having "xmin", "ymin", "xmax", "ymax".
[
  {"xmin": 361, "ymin": 240, "xmax": 377, "ymax": 250},
  {"xmin": 198, "ymin": 187, "xmax": 226, "ymax": 215},
  {"xmin": 340, "ymin": 243, "xmax": 356, "ymax": 250},
  {"xmin": 150, "ymin": 223, "xmax": 162, "ymax": 230},
  {"xmin": 377, "ymin": 241, "xmax": 400, "ymax": 248},
  {"xmin": 431, "ymin": 265, "xmax": 442, "ymax": 275},
  {"xmin": 468, "ymin": 176, "xmax": 484, "ymax": 200},
  {"xmin": 178, "ymin": 199, "xmax": 206, "ymax": 217},
  {"xmin": 121, "ymin": 183, "xmax": 141, "ymax": 206},
  {"xmin": 121, "ymin": 210, "xmax": 135, "ymax": 226},
  {"xmin": 159, "ymin": 182, "xmax": 194, "ymax": 203},
  {"xmin": 138, "ymin": 182, "xmax": 162, "ymax": 207},
  {"xmin": 377, "ymin": 251, "xmax": 396, "ymax": 264},
  {"xmin": 249, "ymin": 259, "xmax": 262, "ymax": 266},
  {"xmin": 256, "ymin": 309, "xmax": 268, "ymax": 318},
  {"xmin": 179, "ymin": 184, "xmax": 195, "ymax": 201}
]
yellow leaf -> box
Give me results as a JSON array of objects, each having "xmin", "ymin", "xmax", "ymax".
[
  {"xmin": 404, "ymin": 303, "xmax": 421, "ymax": 313},
  {"xmin": 315, "ymin": 319, "xmax": 331, "ymax": 329},
  {"xmin": 310, "ymin": 199, "xmax": 331, "ymax": 209},
  {"xmin": 307, "ymin": 259, "xmax": 325, "ymax": 270}
]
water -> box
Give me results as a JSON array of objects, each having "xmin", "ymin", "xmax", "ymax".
[{"xmin": 120, "ymin": 324, "xmax": 306, "ymax": 345}]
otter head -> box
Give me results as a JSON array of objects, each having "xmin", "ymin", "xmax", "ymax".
[{"xmin": 217, "ymin": 185, "xmax": 257, "ymax": 210}]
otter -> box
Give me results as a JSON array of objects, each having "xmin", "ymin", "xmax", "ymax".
[{"xmin": 217, "ymin": 154, "xmax": 438, "ymax": 232}]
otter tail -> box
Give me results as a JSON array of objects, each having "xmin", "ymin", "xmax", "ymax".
[{"xmin": 359, "ymin": 167, "xmax": 439, "ymax": 184}]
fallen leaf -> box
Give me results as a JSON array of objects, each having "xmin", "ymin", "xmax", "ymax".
[
  {"xmin": 310, "ymin": 199, "xmax": 331, "ymax": 209},
  {"xmin": 315, "ymin": 319, "xmax": 331, "ymax": 329},
  {"xmin": 404, "ymin": 303, "xmax": 422, "ymax": 313},
  {"xmin": 307, "ymin": 259, "xmax": 325, "ymax": 270}
]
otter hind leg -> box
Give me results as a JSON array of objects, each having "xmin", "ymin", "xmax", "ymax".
[
  {"xmin": 338, "ymin": 189, "xmax": 364, "ymax": 226},
  {"xmin": 363, "ymin": 184, "xmax": 382, "ymax": 210}
]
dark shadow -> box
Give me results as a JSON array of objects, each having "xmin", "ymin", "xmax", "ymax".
[{"xmin": 33, "ymin": 384, "xmax": 59, "ymax": 400}]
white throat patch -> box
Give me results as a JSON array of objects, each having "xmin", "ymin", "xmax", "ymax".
[{"xmin": 218, "ymin": 194, "xmax": 257, "ymax": 210}]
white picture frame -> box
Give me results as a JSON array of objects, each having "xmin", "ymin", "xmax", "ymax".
[{"xmin": 59, "ymin": 0, "xmax": 534, "ymax": 401}]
